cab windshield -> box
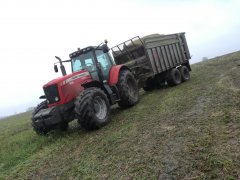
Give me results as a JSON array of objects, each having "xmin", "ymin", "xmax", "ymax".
[{"xmin": 71, "ymin": 51, "xmax": 96, "ymax": 73}]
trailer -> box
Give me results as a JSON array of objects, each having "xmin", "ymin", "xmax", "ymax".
[{"xmin": 111, "ymin": 32, "xmax": 191, "ymax": 89}]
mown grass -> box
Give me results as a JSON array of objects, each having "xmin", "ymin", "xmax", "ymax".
[{"xmin": 0, "ymin": 51, "xmax": 240, "ymax": 179}]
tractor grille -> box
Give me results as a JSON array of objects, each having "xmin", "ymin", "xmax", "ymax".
[{"xmin": 43, "ymin": 84, "xmax": 60, "ymax": 104}]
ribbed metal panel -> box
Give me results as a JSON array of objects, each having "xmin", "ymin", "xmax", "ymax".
[{"xmin": 143, "ymin": 33, "xmax": 189, "ymax": 74}]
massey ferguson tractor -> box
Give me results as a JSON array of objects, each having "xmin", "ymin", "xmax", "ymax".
[{"xmin": 32, "ymin": 32, "xmax": 191, "ymax": 134}]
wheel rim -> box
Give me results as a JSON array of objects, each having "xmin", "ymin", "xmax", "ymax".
[
  {"xmin": 93, "ymin": 96, "xmax": 107, "ymax": 120},
  {"xmin": 127, "ymin": 77, "xmax": 137, "ymax": 98}
]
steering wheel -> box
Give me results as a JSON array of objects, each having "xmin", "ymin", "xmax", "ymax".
[{"xmin": 85, "ymin": 63, "xmax": 94, "ymax": 71}]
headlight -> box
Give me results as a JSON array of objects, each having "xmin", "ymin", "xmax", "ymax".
[{"xmin": 55, "ymin": 97, "xmax": 59, "ymax": 102}]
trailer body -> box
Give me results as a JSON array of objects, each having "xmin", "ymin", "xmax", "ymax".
[{"xmin": 111, "ymin": 32, "xmax": 191, "ymax": 87}]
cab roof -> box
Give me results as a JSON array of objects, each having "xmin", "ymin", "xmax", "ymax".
[{"xmin": 69, "ymin": 46, "xmax": 103, "ymax": 58}]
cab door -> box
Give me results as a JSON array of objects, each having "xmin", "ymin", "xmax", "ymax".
[{"xmin": 95, "ymin": 50, "xmax": 113, "ymax": 81}]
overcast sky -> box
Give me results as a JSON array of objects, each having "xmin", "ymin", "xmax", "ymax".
[{"xmin": 0, "ymin": 0, "xmax": 240, "ymax": 117}]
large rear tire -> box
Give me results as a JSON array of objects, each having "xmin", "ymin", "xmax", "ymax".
[
  {"xmin": 31, "ymin": 101, "xmax": 50, "ymax": 135},
  {"xmin": 74, "ymin": 87, "xmax": 110, "ymax": 131},
  {"xmin": 179, "ymin": 66, "xmax": 190, "ymax": 82},
  {"xmin": 117, "ymin": 70, "xmax": 139, "ymax": 108},
  {"xmin": 167, "ymin": 68, "xmax": 182, "ymax": 86}
]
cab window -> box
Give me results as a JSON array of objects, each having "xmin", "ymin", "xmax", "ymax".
[
  {"xmin": 71, "ymin": 51, "xmax": 96, "ymax": 73},
  {"xmin": 96, "ymin": 50, "xmax": 112, "ymax": 79}
]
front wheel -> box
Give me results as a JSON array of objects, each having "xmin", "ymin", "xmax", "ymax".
[
  {"xmin": 74, "ymin": 87, "xmax": 110, "ymax": 131},
  {"xmin": 31, "ymin": 101, "xmax": 50, "ymax": 135}
]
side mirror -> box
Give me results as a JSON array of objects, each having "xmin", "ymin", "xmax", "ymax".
[
  {"xmin": 54, "ymin": 64, "xmax": 58, "ymax": 73},
  {"xmin": 102, "ymin": 44, "xmax": 109, "ymax": 53}
]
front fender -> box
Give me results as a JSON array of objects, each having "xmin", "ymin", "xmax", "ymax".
[{"xmin": 109, "ymin": 65, "xmax": 130, "ymax": 86}]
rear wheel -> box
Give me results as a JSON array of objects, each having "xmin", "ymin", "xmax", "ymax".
[
  {"xmin": 167, "ymin": 68, "xmax": 182, "ymax": 86},
  {"xmin": 179, "ymin": 66, "xmax": 190, "ymax": 82},
  {"xmin": 117, "ymin": 70, "xmax": 139, "ymax": 108},
  {"xmin": 31, "ymin": 101, "xmax": 50, "ymax": 135},
  {"xmin": 74, "ymin": 87, "xmax": 110, "ymax": 131}
]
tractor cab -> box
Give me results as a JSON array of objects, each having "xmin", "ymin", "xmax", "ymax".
[
  {"xmin": 69, "ymin": 46, "xmax": 114, "ymax": 82},
  {"xmin": 54, "ymin": 41, "xmax": 114, "ymax": 84}
]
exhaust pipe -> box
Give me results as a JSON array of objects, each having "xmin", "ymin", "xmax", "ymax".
[{"xmin": 55, "ymin": 56, "xmax": 67, "ymax": 76}]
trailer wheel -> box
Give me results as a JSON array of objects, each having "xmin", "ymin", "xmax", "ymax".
[
  {"xmin": 143, "ymin": 84, "xmax": 153, "ymax": 91},
  {"xmin": 143, "ymin": 79, "xmax": 155, "ymax": 91},
  {"xmin": 31, "ymin": 101, "xmax": 50, "ymax": 135},
  {"xmin": 180, "ymin": 66, "xmax": 190, "ymax": 82},
  {"xmin": 117, "ymin": 69, "xmax": 139, "ymax": 108},
  {"xmin": 74, "ymin": 87, "xmax": 110, "ymax": 131},
  {"xmin": 167, "ymin": 68, "xmax": 182, "ymax": 86}
]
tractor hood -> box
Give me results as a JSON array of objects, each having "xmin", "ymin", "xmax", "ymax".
[
  {"xmin": 42, "ymin": 70, "xmax": 92, "ymax": 107},
  {"xmin": 43, "ymin": 70, "xmax": 90, "ymax": 88}
]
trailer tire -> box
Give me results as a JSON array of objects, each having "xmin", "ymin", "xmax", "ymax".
[
  {"xmin": 167, "ymin": 68, "xmax": 182, "ymax": 86},
  {"xmin": 75, "ymin": 87, "xmax": 110, "ymax": 131},
  {"xmin": 117, "ymin": 70, "xmax": 139, "ymax": 108},
  {"xmin": 143, "ymin": 79, "xmax": 155, "ymax": 91},
  {"xmin": 143, "ymin": 84, "xmax": 153, "ymax": 91},
  {"xmin": 31, "ymin": 101, "xmax": 50, "ymax": 135},
  {"xmin": 180, "ymin": 66, "xmax": 190, "ymax": 82}
]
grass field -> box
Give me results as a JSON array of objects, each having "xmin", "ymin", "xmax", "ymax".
[{"xmin": 0, "ymin": 51, "xmax": 240, "ymax": 179}]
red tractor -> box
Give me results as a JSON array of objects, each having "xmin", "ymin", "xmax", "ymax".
[
  {"xmin": 32, "ymin": 33, "xmax": 191, "ymax": 135},
  {"xmin": 32, "ymin": 41, "xmax": 139, "ymax": 134}
]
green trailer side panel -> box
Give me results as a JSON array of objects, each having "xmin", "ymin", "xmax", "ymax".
[
  {"xmin": 111, "ymin": 32, "xmax": 191, "ymax": 88},
  {"xmin": 143, "ymin": 32, "xmax": 190, "ymax": 75},
  {"xmin": 147, "ymin": 49, "xmax": 157, "ymax": 74}
]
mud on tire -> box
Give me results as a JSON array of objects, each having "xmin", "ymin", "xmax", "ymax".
[
  {"xmin": 74, "ymin": 87, "xmax": 110, "ymax": 131},
  {"xmin": 31, "ymin": 100, "xmax": 50, "ymax": 135},
  {"xmin": 117, "ymin": 69, "xmax": 139, "ymax": 108},
  {"xmin": 167, "ymin": 68, "xmax": 182, "ymax": 86},
  {"xmin": 179, "ymin": 66, "xmax": 190, "ymax": 82}
]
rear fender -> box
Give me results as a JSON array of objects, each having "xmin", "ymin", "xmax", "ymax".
[
  {"xmin": 81, "ymin": 80, "xmax": 104, "ymax": 90},
  {"xmin": 108, "ymin": 65, "xmax": 130, "ymax": 86}
]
